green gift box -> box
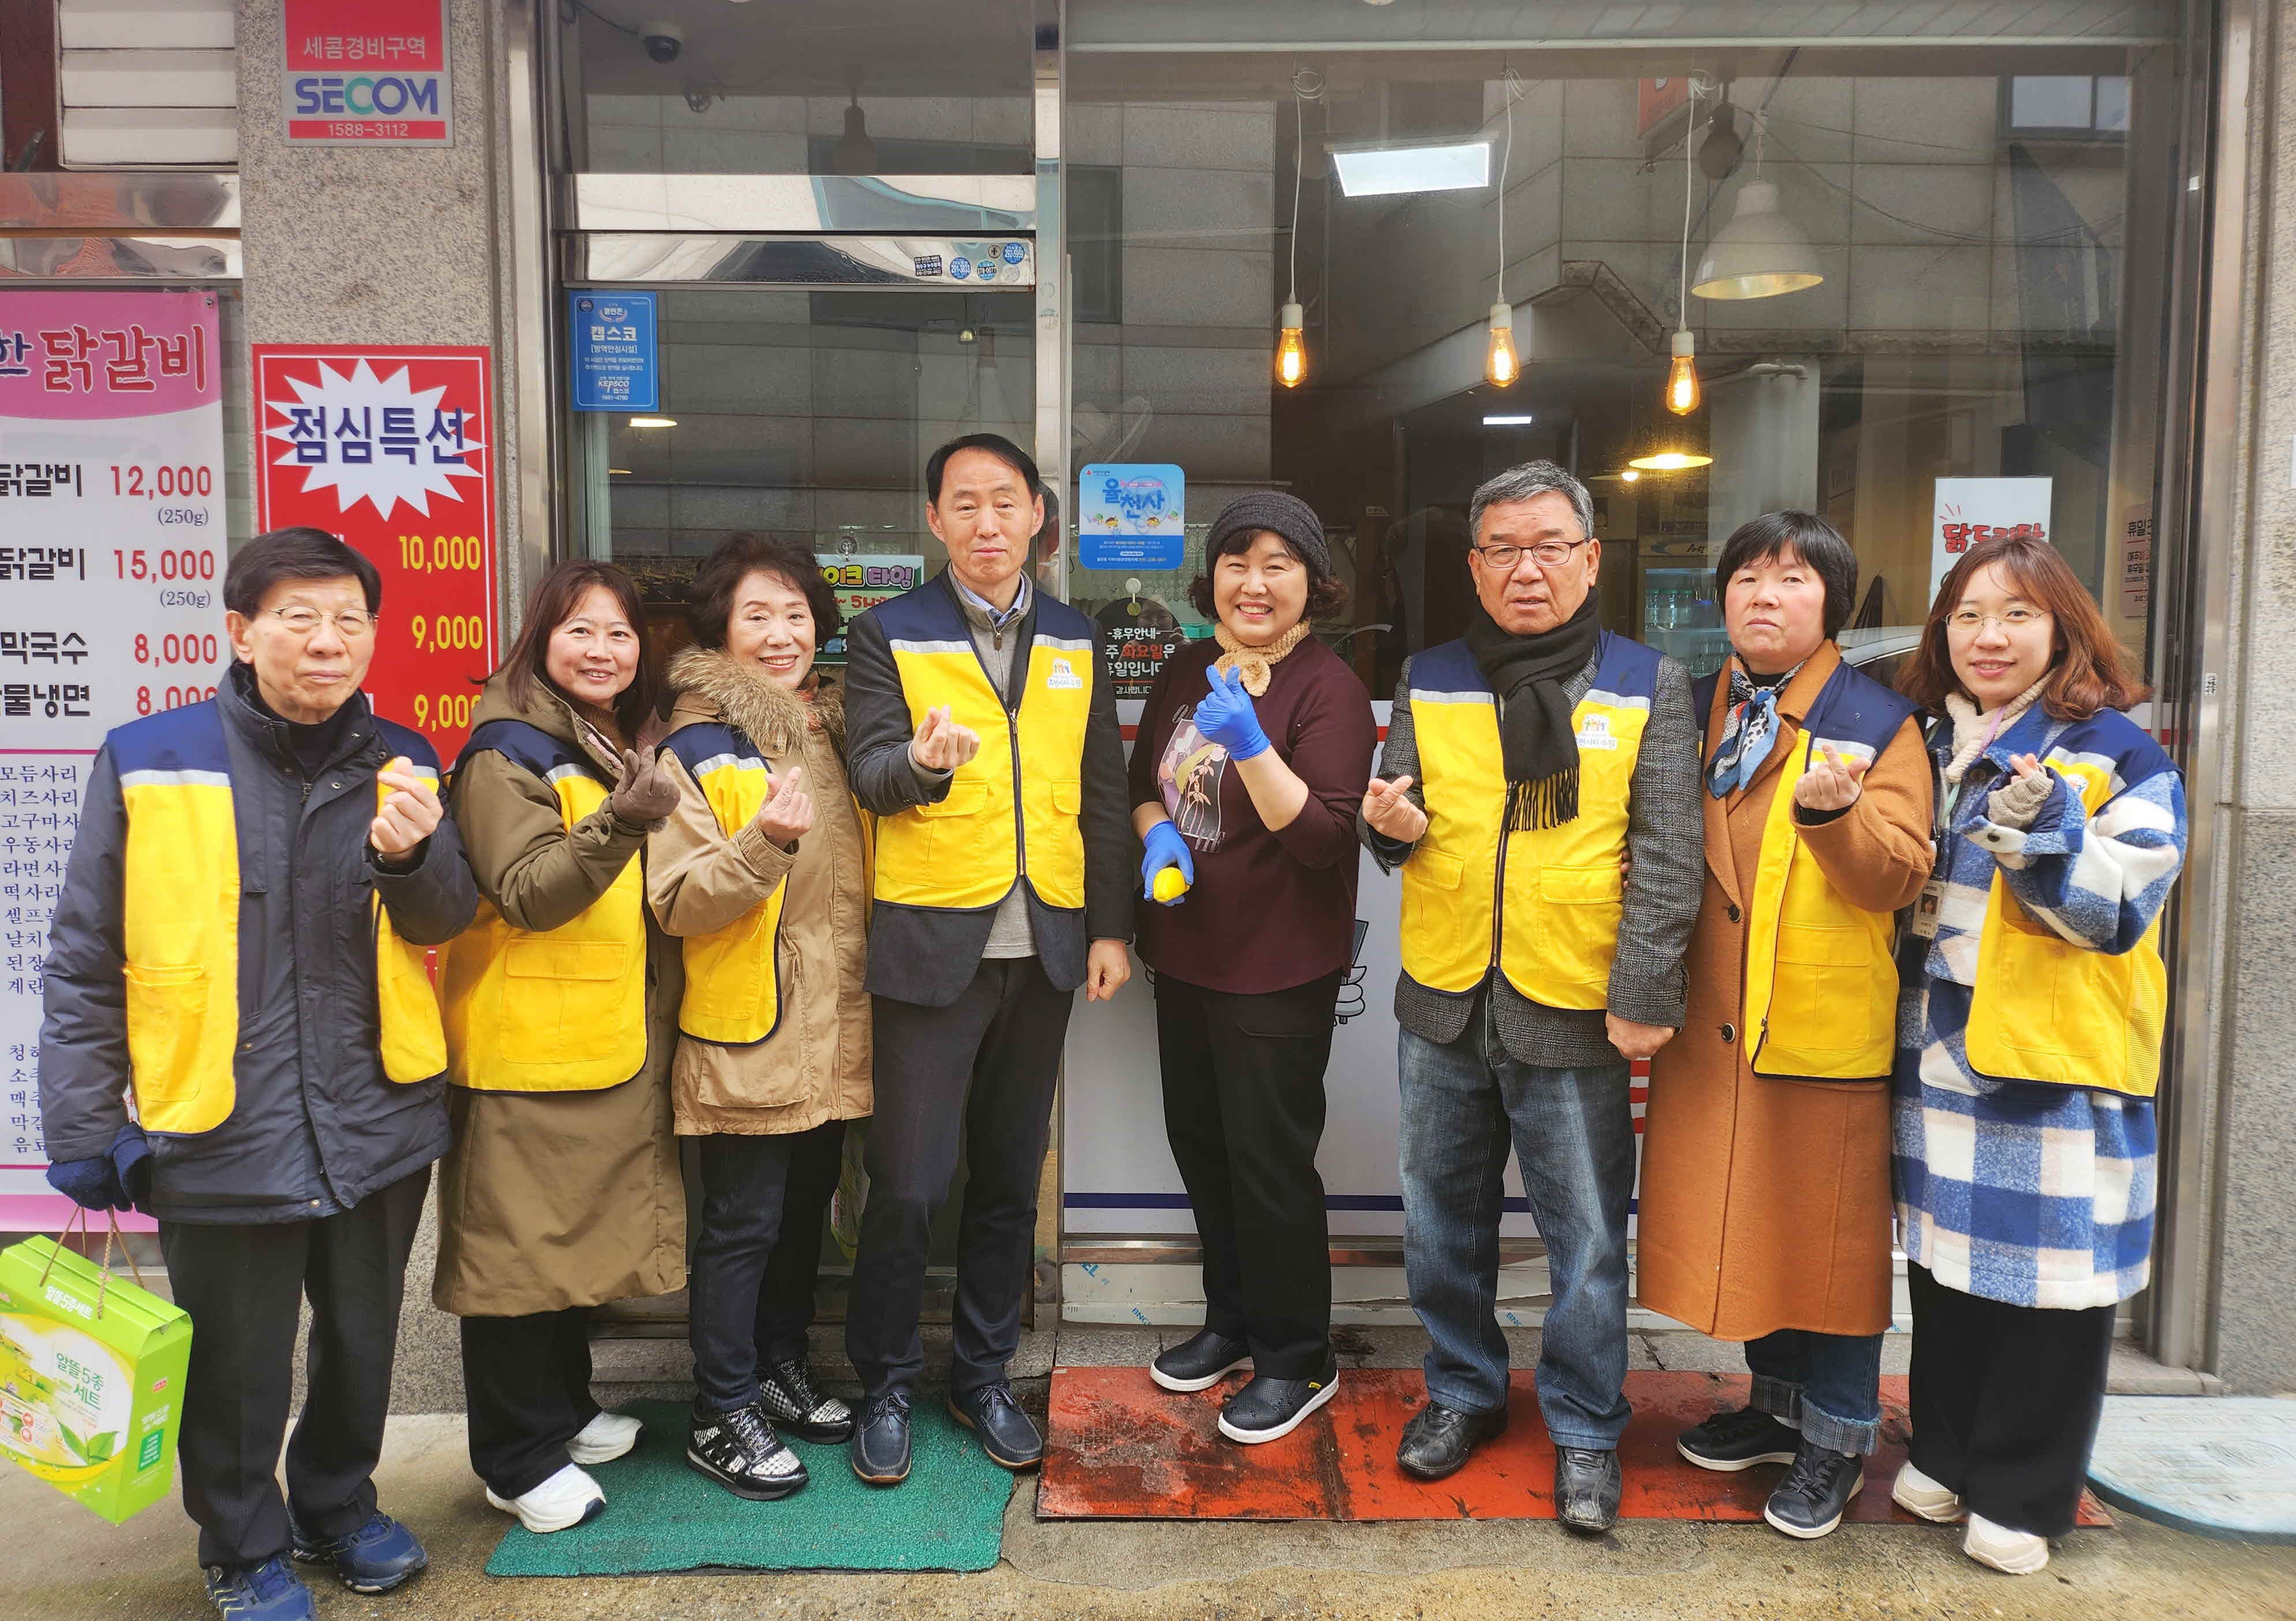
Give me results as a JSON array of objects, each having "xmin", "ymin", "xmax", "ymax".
[{"xmin": 0, "ymin": 1228, "xmax": 193, "ymax": 1525}]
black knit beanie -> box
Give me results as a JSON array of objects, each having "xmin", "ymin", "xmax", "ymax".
[{"xmin": 1205, "ymin": 491, "xmax": 1331, "ymax": 582}]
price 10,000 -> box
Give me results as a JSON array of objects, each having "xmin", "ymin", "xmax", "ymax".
[{"xmin": 396, "ymin": 534, "xmax": 484, "ymax": 573}]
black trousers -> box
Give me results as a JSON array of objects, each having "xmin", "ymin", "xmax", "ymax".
[
  {"xmin": 1906, "ymin": 1262, "xmax": 2118, "ymax": 1537},
  {"xmin": 1155, "ymin": 970, "xmax": 1340, "ymax": 1379},
  {"xmin": 157, "ymin": 1166, "xmax": 428, "ymax": 1570},
  {"xmin": 460, "ymin": 1309, "xmax": 601, "ymax": 1499},
  {"xmin": 689, "ymin": 1120, "xmax": 846, "ymax": 1415},
  {"xmin": 847, "ymin": 957, "xmax": 1072, "ymax": 1400}
]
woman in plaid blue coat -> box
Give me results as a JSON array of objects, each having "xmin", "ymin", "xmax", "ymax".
[{"xmin": 1888, "ymin": 534, "xmax": 2184, "ymax": 1577}]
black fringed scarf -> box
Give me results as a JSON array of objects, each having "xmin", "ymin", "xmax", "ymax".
[{"xmin": 1461, "ymin": 589, "xmax": 1601, "ymax": 831}]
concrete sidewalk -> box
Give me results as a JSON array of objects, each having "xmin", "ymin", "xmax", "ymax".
[{"xmin": 11, "ymin": 1324, "xmax": 2290, "ymax": 1620}]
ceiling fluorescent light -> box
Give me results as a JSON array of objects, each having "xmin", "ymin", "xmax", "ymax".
[
  {"xmin": 1331, "ymin": 141, "xmax": 1490, "ymax": 198},
  {"xmin": 1482, "ymin": 414, "xmax": 1534, "ymax": 426}
]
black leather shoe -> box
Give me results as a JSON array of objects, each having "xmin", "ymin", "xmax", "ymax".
[
  {"xmin": 1218, "ymin": 1354, "xmax": 1339, "ymax": 1444},
  {"xmin": 948, "ymin": 1381, "xmax": 1044, "ymax": 1471},
  {"xmin": 848, "ymin": 1390, "xmax": 912, "ymax": 1486},
  {"xmin": 1763, "ymin": 1439, "xmax": 1865, "ymax": 1539},
  {"xmin": 1396, "ymin": 1399, "xmax": 1508, "ymax": 1480},
  {"xmin": 1150, "ymin": 1328, "xmax": 1252, "ymax": 1393},
  {"xmin": 1554, "ymin": 1446, "xmax": 1622, "ymax": 1534}
]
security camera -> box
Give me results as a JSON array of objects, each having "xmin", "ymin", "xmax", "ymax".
[{"xmin": 641, "ymin": 20, "xmax": 684, "ymax": 64}]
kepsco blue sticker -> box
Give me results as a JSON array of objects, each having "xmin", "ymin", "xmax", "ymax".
[
  {"xmin": 1001, "ymin": 241, "xmax": 1026, "ymax": 264},
  {"xmin": 951, "ymin": 257, "xmax": 973, "ymax": 280}
]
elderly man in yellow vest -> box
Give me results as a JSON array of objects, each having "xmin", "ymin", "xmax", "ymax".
[
  {"xmin": 39, "ymin": 528, "xmax": 478, "ymax": 1618},
  {"xmin": 1359, "ymin": 461, "xmax": 1702, "ymax": 1532}
]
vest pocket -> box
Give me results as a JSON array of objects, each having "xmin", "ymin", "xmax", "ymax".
[
  {"xmin": 500, "ymin": 937, "xmax": 636, "ymax": 1065},
  {"xmin": 124, "ymin": 962, "xmax": 227, "ymax": 1130},
  {"xmin": 1533, "ymin": 864, "xmax": 1624, "ymax": 999},
  {"xmin": 1772, "ymin": 923, "xmax": 1881, "ymax": 1051},
  {"xmin": 1400, "ymin": 847, "xmax": 1469, "ymax": 981}
]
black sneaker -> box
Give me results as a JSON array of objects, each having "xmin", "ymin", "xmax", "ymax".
[
  {"xmin": 1677, "ymin": 1406, "xmax": 1801, "ymax": 1473},
  {"xmin": 1555, "ymin": 1446, "xmax": 1623, "ymax": 1535},
  {"xmin": 1763, "ymin": 1439, "xmax": 1865, "ymax": 1539},
  {"xmin": 850, "ymin": 1390, "xmax": 913, "ymax": 1485},
  {"xmin": 686, "ymin": 1402, "xmax": 807, "ymax": 1501},
  {"xmin": 1150, "ymin": 1328, "xmax": 1252, "ymax": 1393},
  {"xmin": 947, "ymin": 1380, "xmax": 1044, "ymax": 1470},
  {"xmin": 1395, "ymin": 1399, "xmax": 1508, "ymax": 1480},
  {"xmin": 1217, "ymin": 1354, "xmax": 1339, "ymax": 1444},
  {"xmin": 757, "ymin": 1357, "xmax": 855, "ymax": 1444}
]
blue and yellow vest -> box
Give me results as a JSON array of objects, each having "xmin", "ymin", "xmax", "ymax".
[
  {"xmin": 870, "ymin": 578, "xmax": 1095, "ymax": 917},
  {"xmin": 109, "ymin": 703, "xmax": 448, "ymax": 1136},
  {"xmin": 1962, "ymin": 714, "xmax": 2170, "ymax": 1098},
  {"xmin": 439, "ymin": 720, "xmax": 648, "ymax": 1091},
  {"xmin": 1694, "ymin": 660, "xmax": 1917, "ymax": 1080},
  {"xmin": 1400, "ymin": 633, "xmax": 1659, "ymax": 1009},
  {"xmin": 660, "ymin": 718, "xmax": 795, "ymax": 1046}
]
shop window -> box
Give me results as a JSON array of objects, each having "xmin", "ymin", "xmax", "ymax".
[
  {"xmin": 1069, "ymin": 165, "xmax": 1124, "ymax": 327},
  {"xmin": 2006, "ymin": 76, "xmax": 2132, "ymax": 139},
  {"xmin": 53, "ymin": 0, "xmax": 238, "ymax": 169}
]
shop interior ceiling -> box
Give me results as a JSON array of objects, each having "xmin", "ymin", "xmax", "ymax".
[{"xmin": 567, "ymin": 0, "xmax": 1036, "ymax": 99}]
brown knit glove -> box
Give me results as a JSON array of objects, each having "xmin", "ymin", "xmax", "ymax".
[{"xmin": 1986, "ymin": 765, "xmax": 2055, "ymax": 830}]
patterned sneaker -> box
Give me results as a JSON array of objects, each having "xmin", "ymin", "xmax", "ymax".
[
  {"xmin": 687, "ymin": 1401, "xmax": 809, "ymax": 1500},
  {"xmin": 757, "ymin": 1357, "xmax": 855, "ymax": 1444}
]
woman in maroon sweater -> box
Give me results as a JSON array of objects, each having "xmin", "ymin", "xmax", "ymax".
[{"xmin": 1130, "ymin": 492, "xmax": 1376, "ymax": 1445}]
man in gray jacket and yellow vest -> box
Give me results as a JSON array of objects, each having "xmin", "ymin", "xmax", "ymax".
[
  {"xmin": 840, "ymin": 434, "xmax": 1135, "ymax": 1485},
  {"xmin": 1360, "ymin": 461, "xmax": 1701, "ymax": 1532},
  {"xmin": 39, "ymin": 529, "xmax": 477, "ymax": 1621}
]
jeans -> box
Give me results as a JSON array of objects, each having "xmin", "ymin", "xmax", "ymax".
[
  {"xmin": 1397, "ymin": 1003, "xmax": 1635, "ymax": 1450},
  {"xmin": 1744, "ymin": 1329, "xmax": 1885, "ymax": 1455}
]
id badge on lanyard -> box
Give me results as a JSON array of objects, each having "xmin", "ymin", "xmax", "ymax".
[{"xmin": 1908, "ymin": 719, "xmax": 1955, "ymax": 941}]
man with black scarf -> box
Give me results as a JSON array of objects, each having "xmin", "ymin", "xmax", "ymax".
[{"xmin": 1359, "ymin": 460, "xmax": 1700, "ymax": 1530}]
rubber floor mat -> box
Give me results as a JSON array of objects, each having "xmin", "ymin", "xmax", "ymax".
[{"xmin": 1038, "ymin": 1368, "xmax": 2112, "ymax": 1526}]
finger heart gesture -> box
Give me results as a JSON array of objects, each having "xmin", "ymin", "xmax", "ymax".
[{"xmin": 749, "ymin": 763, "xmax": 815, "ymax": 849}]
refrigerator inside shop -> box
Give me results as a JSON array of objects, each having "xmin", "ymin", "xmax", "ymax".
[{"xmin": 1640, "ymin": 557, "xmax": 1731, "ymax": 675}]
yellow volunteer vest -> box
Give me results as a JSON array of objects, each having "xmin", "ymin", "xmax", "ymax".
[
  {"xmin": 1964, "ymin": 748, "xmax": 2168, "ymax": 1099},
  {"xmin": 870, "ymin": 580, "xmax": 1093, "ymax": 916},
  {"xmin": 662, "ymin": 722, "xmax": 792, "ymax": 1045},
  {"xmin": 439, "ymin": 721, "xmax": 648, "ymax": 1092},
  {"xmin": 1734, "ymin": 666, "xmax": 1915, "ymax": 1080},
  {"xmin": 110, "ymin": 703, "xmax": 447, "ymax": 1136},
  {"xmin": 1399, "ymin": 634, "xmax": 1656, "ymax": 1010}
]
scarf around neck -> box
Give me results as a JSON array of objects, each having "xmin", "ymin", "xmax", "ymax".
[
  {"xmin": 1461, "ymin": 588, "xmax": 1601, "ymax": 830},
  {"xmin": 1705, "ymin": 656, "xmax": 1807, "ymax": 799},
  {"xmin": 1213, "ymin": 619, "xmax": 1312, "ymax": 696},
  {"xmin": 1942, "ymin": 675, "xmax": 2050, "ymax": 785}
]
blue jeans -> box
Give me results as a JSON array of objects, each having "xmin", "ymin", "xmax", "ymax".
[
  {"xmin": 1397, "ymin": 1013, "xmax": 1635, "ymax": 1451},
  {"xmin": 1744, "ymin": 1329, "xmax": 1885, "ymax": 1455}
]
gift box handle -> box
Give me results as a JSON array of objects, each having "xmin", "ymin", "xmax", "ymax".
[{"xmin": 36, "ymin": 1205, "xmax": 147, "ymax": 1319}]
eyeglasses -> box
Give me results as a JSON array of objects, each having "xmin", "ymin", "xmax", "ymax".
[
  {"xmin": 267, "ymin": 606, "xmax": 379, "ymax": 638},
  {"xmin": 1472, "ymin": 537, "xmax": 1590, "ymax": 570},
  {"xmin": 1945, "ymin": 607, "xmax": 2049, "ymax": 634}
]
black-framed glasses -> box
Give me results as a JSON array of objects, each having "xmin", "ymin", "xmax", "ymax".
[{"xmin": 1472, "ymin": 537, "xmax": 1590, "ymax": 570}]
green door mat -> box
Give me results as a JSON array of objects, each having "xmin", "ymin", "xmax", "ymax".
[{"xmin": 485, "ymin": 1399, "xmax": 1013, "ymax": 1577}]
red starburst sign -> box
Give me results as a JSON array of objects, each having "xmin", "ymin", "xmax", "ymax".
[{"xmin": 252, "ymin": 345, "xmax": 497, "ymax": 763}]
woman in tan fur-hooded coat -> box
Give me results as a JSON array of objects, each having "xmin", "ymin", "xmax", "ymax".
[{"xmin": 646, "ymin": 535, "xmax": 872, "ymax": 1490}]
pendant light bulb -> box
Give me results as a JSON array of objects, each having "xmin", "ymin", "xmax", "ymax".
[
  {"xmin": 1665, "ymin": 329, "xmax": 1701, "ymax": 416},
  {"xmin": 1276, "ymin": 301, "xmax": 1307, "ymax": 389},
  {"xmin": 1484, "ymin": 301, "xmax": 1520, "ymax": 389}
]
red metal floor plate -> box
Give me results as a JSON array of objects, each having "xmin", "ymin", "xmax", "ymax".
[{"xmin": 1039, "ymin": 1368, "xmax": 2112, "ymax": 1526}]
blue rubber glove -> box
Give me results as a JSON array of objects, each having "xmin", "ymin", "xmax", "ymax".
[
  {"xmin": 1140, "ymin": 819, "xmax": 1195, "ymax": 903},
  {"xmin": 45, "ymin": 1155, "xmax": 124, "ymax": 1211},
  {"xmin": 1194, "ymin": 665, "xmax": 1272, "ymax": 761}
]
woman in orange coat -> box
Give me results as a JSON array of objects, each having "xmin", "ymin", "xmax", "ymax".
[{"xmin": 1636, "ymin": 512, "xmax": 1934, "ymax": 1539}]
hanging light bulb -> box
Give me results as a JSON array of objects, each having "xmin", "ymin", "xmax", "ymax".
[
  {"xmin": 1665, "ymin": 329, "xmax": 1700, "ymax": 415},
  {"xmin": 1276, "ymin": 301, "xmax": 1308, "ymax": 390},
  {"xmin": 1620, "ymin": 468, "xmax": 1641, "ymax": 483},
  {"xmin": 1628, "ymin": 446, "xmax": 1715, "ymax": 472},
  {"xmin": 1483, "ymin": 302, "xmax": 1519, "ymax": 389},
  {"xmin": 826, "ymin": 69, "xmax": 879, "ymax": 175}
]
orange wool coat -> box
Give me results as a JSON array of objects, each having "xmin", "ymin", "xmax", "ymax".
[{"xmin": 1635, "ymin": 642, "xmax": 1935, "ymax": 1340}]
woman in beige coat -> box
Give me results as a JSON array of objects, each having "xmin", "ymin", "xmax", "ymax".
[
  {"xmin": 435, "ymin": 559, "xmax": 687, "ymax": 1534},
  {"xmin": 1636, "ymin": 514, "xmax": 1933, "ymax": 1540},
  {"xmin": 649, "ymin": 533, "xmax": 873, "ymax": 1502}
]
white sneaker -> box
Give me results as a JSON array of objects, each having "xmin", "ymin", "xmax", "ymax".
[
  {"xmin": 1964, "ymin": 1511, "xmax": 2050, "ymax": 1575},
  {"xmin": 567, "ymin": 1409, "xmax": 642, "ymax": 1465},
  {"xmin": 485, "ymin": 1463, "xmax": 606, "ymax": 1534},
  {"xmin": 1891, "ymin": 1460, "xmax": 1966, "ymax": 1523}
]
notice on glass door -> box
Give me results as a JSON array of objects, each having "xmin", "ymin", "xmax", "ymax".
[
  {"xmin": 0, "ymin": 289, "xmax": 227, "ymax": 1228},
  {"xmin": 1931, "ymin": 477, "xmax": 2052, "ymax": 598}
]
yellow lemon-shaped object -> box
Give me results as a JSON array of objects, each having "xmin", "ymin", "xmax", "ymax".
[{"xmin": 1152, "ymin": 866, "xmax": 1190, "ymax": 903}]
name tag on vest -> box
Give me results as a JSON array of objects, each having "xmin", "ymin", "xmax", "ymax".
[
  {"xmin": 1576, "ymin": 714, "xmax": 1620, "ymax": 750},
  {"xmin": 1046, "ymin": 656, "xmax": 1083, "ymax": 690}
]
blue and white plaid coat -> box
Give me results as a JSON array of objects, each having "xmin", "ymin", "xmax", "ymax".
[{"xmin": 1892, "ymin": 703, "xmax": 2186, "ymax": 1311}]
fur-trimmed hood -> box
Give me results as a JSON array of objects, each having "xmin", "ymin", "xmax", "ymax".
[{"xmin": 663, "ymin": 646, "xmax": 846, "ymax": 756}]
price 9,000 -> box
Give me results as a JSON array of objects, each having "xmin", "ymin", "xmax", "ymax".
[{"xmin": 412, "ymin": 692, "xmax": 476, "ymax": 733}]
